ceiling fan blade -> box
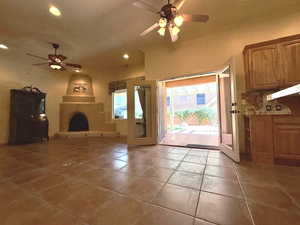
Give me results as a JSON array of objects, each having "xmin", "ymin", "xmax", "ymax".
[
  {"xmin": 65, "ymin": 63, "xmax": 82, "ymax": 69},
  {"xmin": 57, "ymin": 55, "xmax": 67, "ymax": 61},
  {"xmin": 26, "ymin": 53, "xmax": 48, "ymax": 61},
  {"xmin": 183, "ymin": 14, "xmax": 209, "ymax": 23},
  {"xmin": 140, "ymin": 23, "xmax": 159, "ymax": 36},
  {"xmin": 133, "ymin": 0, "xmax": 160, "ymax": 14},
  {"xmin": 173, "ymin": 0, "xmax": 188, "ymax": 10},
  {"xmin": 32, "ymin": 62, "xmax": 48, "ymax": 66},
  {"xmin": 169, "ymin": 26, "xmax": 178, "ymax": 42}
]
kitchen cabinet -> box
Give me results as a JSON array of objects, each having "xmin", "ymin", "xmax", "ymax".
[
  {"xmin": 249, "ymin": 115, "xmax": 300, "ymax": 165},
  {"xmin": 249, "ymin": 116, "xmax": 274, "ymax": 163},
  {"xmin": 273, "ymin": 116, "xmax": 300, "ymax": 161},
  {"xmin": 245, "ymin": 45, "xmax": 280, "ymax": 90},
  {"xmin": 278, "ymin": 38, "xmax": 300, "ymax": 86},
  {"xmin": 244, "ymin": 34, "xmax": 300, "ymax": 91}
]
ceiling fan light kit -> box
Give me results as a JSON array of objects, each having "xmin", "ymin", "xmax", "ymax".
[
  {"xmin": 27, "ymin": 43, "xmax": 82, "ymax": 72},
  {"xmin": 133, "ymin": 0, "xmax": 209, "ymax": 42}
]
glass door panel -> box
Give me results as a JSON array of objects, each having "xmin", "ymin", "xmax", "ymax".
[{"xmin": 127, "ymin": 80, "xmax": 157, "ymax": 145}]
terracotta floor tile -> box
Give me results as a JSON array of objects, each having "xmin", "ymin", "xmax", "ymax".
[
  {"xmin": 120, "ymin": 177, "xmax": 164, "ymax": 202},
  {"xmin": 78, "ymin": 167, "xmax": 115, "ymax": 184},
  {"xmin": 249, "ymin": 202, "xmax": 300, "ymax": 225},
  {"xmin": 202, "ymin": 176, "xmax": 243, "ymax": 198},
  {"xmin": 119, "ymin": 164, "xmax": 152, "ymax": 176},
  {"xmin": 143, "ymin": 167, "xmax": 174, "ymax": 182},
  {"xmin": 205, "ymin": 165, "xmax": 237, "ymax": 180},
  {"xmin": 0, "ymin": 180, "xmax": 29, "ymax": 206},
  {"xmin": 184, "ymin": 156, "xmax": 207, "ymax": 165},
  {"xmin": 188, "ymin": 150, "xmax": 209, "ymax": 158},
  {"xmin": 38, "ymin": 179, "xmax": 87, "ymax": 206},
  {"xmin": 42, "ymin": 210, "xmax": 87, "ymax": 225},
  {"xmin": 178, "ymin": 162, "xmax": 206, "ymax": 174},
  {"xmin": 0, "ymin": 195, "xmax": 56, "ymax": 225},
  {"xmin": 207, "ymin": 151, "xmax": 224, "ymax": 158},
  {"xmin": 21, "ymin": 173, "xmax": 69, "ymax": 193},
  {"xmin": 89, "ymin": 194, "xmax": 149, "ymax": 225},
  {"xmin": 89, "ymin": 159, "xmax": 127, "ymax": 170},
  {"xmin": 168, "ymin": 171, "xmax": 203, "ymax": 190},
  {"xmin": 196, "ymin": 192, "xmax": 252, "ymax": 225},
  {"xmin": 8, "ymin": 168, "xmax": 57, "ymax": 186},
  {"xmin": 158, "ymin": 153, "xmax": 186, "ymax": 161},
  {"xmin": 243, "ymin": 183, "xmax": 299, "ymax": 213},
  {"xmin": 235, "ymin": 167, "xmax": 278, "ymax": 187},
  {"xmin": 151, "ymin": 158, "xmax": 181, "ymax": 169},
  {"xmin": 135, "ymin": 204, "xmax": 194, "ymax": 225},
  {"xmin": 59, "ymin": 186, "xmax": 116, "ymax": 222},
  {"xmin": 194, "ymin": 218, "xmax": 216, "ymax": 225},
  {"xmin": 2, "ymin": 138, "xmax": 300, "ymax": 225},
  {"xmin": 153, "ymin": 184, "xmax": 199, "ymax": 215},
  {"xmin": 206, "ymin": 157, "xmax": 233, "ymax": 167},
  {"xmin": 96, "ymin": 171, "xmax": 137, "ymax": 192}
]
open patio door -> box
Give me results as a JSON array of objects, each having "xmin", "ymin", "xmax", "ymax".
[
  {"xmin": 157, "ymin": 81, "xmax": 167, "ymax": 143},
  {"xmin": 127, "ymin": 80, "xmax": 158, "ymax": 145},
  {"xmin": 218, "ymin": 58, "xmax": 240, "ymax": 162}
]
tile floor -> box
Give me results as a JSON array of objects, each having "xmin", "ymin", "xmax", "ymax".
[{"xmin": 0, "ymin": 137, "xmax": 300, "ymax": 225}]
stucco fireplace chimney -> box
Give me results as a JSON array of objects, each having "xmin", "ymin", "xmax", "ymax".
[{"xmin": 56, "ymin": 74, "xmax": 117, "ymax": 138}]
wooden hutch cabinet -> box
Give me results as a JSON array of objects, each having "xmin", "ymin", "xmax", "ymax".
[
  {"xmin": 9, "ymin": 87, "xmax": 49, "ymax": 145},
  {"xmin": 244, "ymin": 34, "xmax": 300, "ymax": 91}
]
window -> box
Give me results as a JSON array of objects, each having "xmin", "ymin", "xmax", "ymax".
[
  {"xmin": 196, "ymin": 93, "xmax": 206, "ymax": 105},
  {"xmin": 113, "ymin": 90, "xmax": 127, "ymax": 119}
]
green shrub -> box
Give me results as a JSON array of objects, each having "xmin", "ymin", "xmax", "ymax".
[
  {"xmin": 193, "ymin": 107, "xmax": 217, "ymax": 124},
  {"xmin": 175, "ymin": 110, "xmax": 193, "ymax": 122}
]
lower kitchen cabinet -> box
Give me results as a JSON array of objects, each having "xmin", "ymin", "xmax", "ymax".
[{"xmin": 249, "ymin": 115, "xmax": 300, "ymax": 165}]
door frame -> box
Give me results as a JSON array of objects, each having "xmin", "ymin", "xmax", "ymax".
[
  {"xmin": 127, "ymin": 79, "xmax": 158, "ymax": 146},
  {"xmin": 158, "ymin": 73, "xmax": 221, "ymax": 148},
  {"xmin": 217, "ymin": 57, "xmax": 240, "ymax": 162}
]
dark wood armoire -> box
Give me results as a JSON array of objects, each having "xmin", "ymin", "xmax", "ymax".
[{"xmin": 9, "ymin": 87, "xmax": 49, "ymax": 145}]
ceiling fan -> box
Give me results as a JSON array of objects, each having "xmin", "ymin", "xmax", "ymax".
[
  {"xmin": 27, "ymin": 43, "xmax": 82, "ymax": 71},
  {"xmin": 133, "ymin": 0, "xmax": 209, "ymax": 42}
]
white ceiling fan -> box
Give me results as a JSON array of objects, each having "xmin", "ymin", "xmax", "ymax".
[{"xmin": 133, "ymin": 0, "xmax": 209, "ymax": 42}]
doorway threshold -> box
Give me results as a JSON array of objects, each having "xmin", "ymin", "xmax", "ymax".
[
  {"xmin": 159, "ymin": 143, "xmax": 219, "ymax": 151},
  {"xmin": 186, "ymin": 144, "xmax": 219, "ymax": 150}
]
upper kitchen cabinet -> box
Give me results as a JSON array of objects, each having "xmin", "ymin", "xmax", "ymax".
[
  {"xmin": 244, "ymin": 44, "xmax": 280, "ymax": 90},
  {"xmin": 244, "ymin": 34, "xmax": 300, "ymax": 91},
  {"xmin": 278, "ymin": 38, "xmax": 300, "ymax": 86}
]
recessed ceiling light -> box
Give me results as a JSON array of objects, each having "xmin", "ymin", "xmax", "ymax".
[
  {"xmin": 0, "ymin": 44, "xmax": 8, "ymax": 50},
  {"xmin": 74, "ymin": 69, "xmax": 81, "ymax": 73},
  {"xmin": 49, "ymin": 5, "xmax": 61, "ymax": 17},
  {"xmin": 123, "ymin": 54, "xmax": 129, "ymax": 60}
]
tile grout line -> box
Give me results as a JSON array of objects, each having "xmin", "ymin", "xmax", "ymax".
[
  {"xmin": 194, "ymin": 154, "xmax": 210, "ymax": 224},
  {"xmin": 232, "ymin": 163, "xmax": 256, "ymax": 225}
]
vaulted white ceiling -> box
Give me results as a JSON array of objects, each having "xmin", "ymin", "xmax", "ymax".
[{"xmin": 1, "ymin": 0, "xmax": 300, "ymax": 73}]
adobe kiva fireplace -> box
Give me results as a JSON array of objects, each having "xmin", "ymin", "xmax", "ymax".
[{"xmin": 56, "ymin": 74, "xmax": 118, "ymax": 138}]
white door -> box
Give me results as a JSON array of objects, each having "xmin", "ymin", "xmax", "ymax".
[
  {"xmin": 218, "ymin": 58, "xmax": 240, "ymax": 162},
  {"xmin": 157, "ymin": 81, "xmax": 167, "ymax": 143},
  {"xmin": 127, "ymin": 80, "xmax": 158, "ymax": 145}
]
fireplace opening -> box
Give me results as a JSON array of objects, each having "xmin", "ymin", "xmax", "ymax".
[{"xmin": 68, "ymin": 112, "xmax": 89, "ymax": 132}]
